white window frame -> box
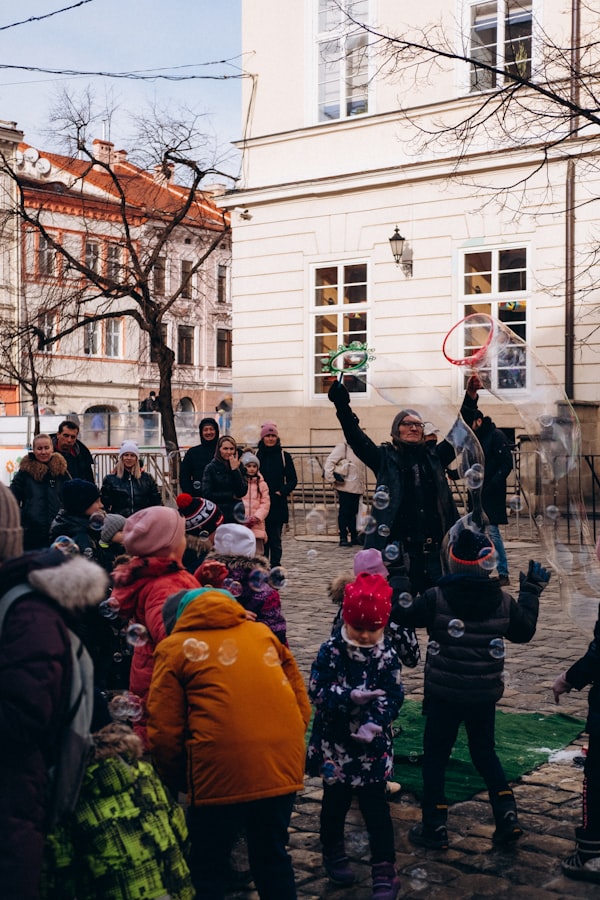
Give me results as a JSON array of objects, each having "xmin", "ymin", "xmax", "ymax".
[
  {"xmin": 310, "ymin": 260, "xmax": 370, "ymax": 398},
  {"xmin": 105, "ymin": 318, "xmax": 122, "ymax": 359},
  {"xmin": 85, "ymin": 240, "xmax": 100, "ymax": 274},
  {"xmin": 84, "ymin": 319, "xmax": 101, "ymax": 356},
  {"xmin": 314, "ymin": 0, "xmax": 371, "ymax": 123},
  {"xmin": 37, "ymin": 234, "xmax": 56, "ymax": 277},
  {"xmin": 461, "ymin": 0, "xmax": 533, "ymax": 94},
  {"xmin": 38, "ymin": 311, "xmax": 57, "ymax": 353},
  {"xmin": 459, "ymin": 245, "xmax": 529, "ymax": 392},
  {"xmin": 106, "ymin": 243, "xmax": 122, "ymax": 281}
]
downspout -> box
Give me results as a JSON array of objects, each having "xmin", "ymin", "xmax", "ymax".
[{"xmin": 564, "ymin": 0, "xmax": 580, "ymax": 400}]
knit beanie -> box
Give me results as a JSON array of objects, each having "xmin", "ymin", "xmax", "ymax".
[
  {"xmin": 342, "ymin": 573, "xmax": 392, "ymax": 630},
  {"xmin": 119, "ymin": 440, "xmax": 140, "ymax": 458},
  {"xmin": 123, "ymin": 506, "xmax": 185, "ymax": 558},
  {"xmin": 176, "ymin": 493, "xmax": 224, "ymax": 536},
  {"xmin": 240, "ymin": 451, "xmax": 259, "ymax": 467},
  {"xmin": 353, "ymin": 548, "xmax": 388, "ymax": 578},
  {"xmin": 0, "ymin": 482, "xmax": 24, "ymax": 561},
  {"xmin": 448, "ymin": 529, "xmax": 495, "ymax": 576},
  {"xmin": 100, "ymin": 513, "xmax": 126, "ymax": 544},
  {"xmin": 62, "ymin": 479, "xmax": 101, "ymax": 515},
  {"xmin": 260, "ymin": 421, "xmax": 278, "ymax": 439},
  {"xmin": 213, "ymin": 523, "xmax": 257, "ymax": 558},
  {"xmin": 391, "ymin": 408, "xmax": 422, "ymax": 439}
]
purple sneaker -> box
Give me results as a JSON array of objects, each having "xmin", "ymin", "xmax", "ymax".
[
  {"xmin": 371, "ymin": 861, "xmax": 400, "ymax": 900},
  {"xmin": 323, "ymin": 844, "xmax": 355, "ymax": 885}
]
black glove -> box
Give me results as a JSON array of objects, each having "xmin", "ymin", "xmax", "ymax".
[
  {"xmin": 328, "ymin": 380, "xmax": 351, "ymax": 407},
  {"xmin": 519, "ymin": 559, "xmax": 551, "ymax": 594}
]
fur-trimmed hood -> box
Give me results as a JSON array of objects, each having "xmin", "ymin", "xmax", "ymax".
[
  {"xmin": 328, "ymin": 572, "xmax": 354, "ymax": 607},
  {"xmin": 18, "ymin": 451, "xmax": 68, "ymax": 482},
  {"xmin": 0, "ymin": 547, "xmax": 109, "ymax": 613},
  {"xmin": 204, "ymin": 549, "xmax": 270, "ymax": 573},
  {"xmin": 111, "ymin": 555, "xmax": 189, "ymax": 589}
]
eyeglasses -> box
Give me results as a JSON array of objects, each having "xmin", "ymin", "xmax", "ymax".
[{"xmin": 399, "ymin": 420, "xmax": 424, "ymax": 429}]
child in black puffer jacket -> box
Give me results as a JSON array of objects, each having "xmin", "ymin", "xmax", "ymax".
[{"xmin": 389, "ymin": 524, "xmax": 550, "ymax": 850}]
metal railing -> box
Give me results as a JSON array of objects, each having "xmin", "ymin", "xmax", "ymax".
[{"xmin": 90, "ymin": 445, "xmax": 600, "ymax": 545}]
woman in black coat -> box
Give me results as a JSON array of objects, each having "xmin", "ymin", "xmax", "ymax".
[
  {"xmin": 10, "ymin": 433, "xmax": 70, "ymax": 550},
  {"xmin": 201, "ymin": 435, "xmax": 247, "ymax": 523},
  {"xmin": 101, "ymin": 440, "xmax": 162, "ymax": 518},
  {"xmin": 256, "ymin": 422, "xmax": 298, "ymax": 568},
  {"xmin": 328, "ymin": 381, "xmax": 458, "ymax": 595}
]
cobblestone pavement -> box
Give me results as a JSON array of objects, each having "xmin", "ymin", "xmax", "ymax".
[{"xmin": 228, "ymin": 534, "xmax": 596, "ymax": 899}]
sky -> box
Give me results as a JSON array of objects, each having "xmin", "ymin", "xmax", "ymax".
[{"xmin": 0, "ymin": 0, "xmax": 243, "ymax": 177}]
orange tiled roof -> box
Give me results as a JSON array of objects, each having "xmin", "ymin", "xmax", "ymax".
[{"xmin": 18, "ymin": 143, "xmax": 228, "ymax": 232}]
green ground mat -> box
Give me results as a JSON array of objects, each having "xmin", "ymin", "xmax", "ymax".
[{"xmin": 392, "ymin": 699, "xmax": 585, "ymax": 804}]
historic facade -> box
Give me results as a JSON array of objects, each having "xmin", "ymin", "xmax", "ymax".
[{"xmin": 223, "ymin": 1, "xmax": 600, "ymax": 450}]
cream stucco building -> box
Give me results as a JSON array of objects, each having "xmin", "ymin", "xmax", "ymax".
[{"xmin": 223, "ymin": 0, "xmax": 600, "ymax": 451}]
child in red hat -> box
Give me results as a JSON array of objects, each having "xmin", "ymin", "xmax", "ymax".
[{"xmin": 306, "ymin": 572, "xmax": 404, "ymax": 900}]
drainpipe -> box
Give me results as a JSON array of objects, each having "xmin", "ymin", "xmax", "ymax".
[{"xmin": 564, "ymin": 0, "xmax": 580, "ymax": 400}]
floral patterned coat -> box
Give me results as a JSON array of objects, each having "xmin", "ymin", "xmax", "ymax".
[{"xmin": 306, "ymin": 629, "xmax": 404, "ymax": 787}]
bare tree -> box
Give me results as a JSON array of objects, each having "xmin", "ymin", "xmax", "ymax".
[{"xmin": 0, "ymin": 96, "xmax": 232, "ymax": 450}]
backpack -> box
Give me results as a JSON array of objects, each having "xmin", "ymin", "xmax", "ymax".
[{"xmin": 0, "ymin": 583, "xmax": 95, "ymax": 826}]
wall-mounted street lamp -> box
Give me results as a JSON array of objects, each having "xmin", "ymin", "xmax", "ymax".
[{"xmin": 388, "ymin": 226, "xmax": 413, "ymax": 276}]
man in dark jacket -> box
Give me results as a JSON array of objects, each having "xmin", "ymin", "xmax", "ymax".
[
  {"xmin": 461, "ymin": 375, "xmax": 514, "ymax": 586},
  {"xmin": 328, "ymin": 380, "xmax": 458, "ymax": 595},
  {"xmin": 390, "ymin": 527, "xmax": 550, "ymax": 851},
  {"xmin": 0, "ymin": 483, "xmax": 109, "ymax": 900},
  {"xmin": 52, "ymin": 420, "xmax": 95, "ymax": 484},
  {"xmin": 179, "ymin": 417, "xmax": 220, "ymax": 496}
]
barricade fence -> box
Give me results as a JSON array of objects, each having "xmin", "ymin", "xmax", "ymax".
[{"xmin": 90, "ymin": 445, "xmax": 600, "ymax": 545}]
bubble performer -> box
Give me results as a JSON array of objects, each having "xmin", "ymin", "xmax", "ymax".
[
  {"xmin": 389, "ymin": 520, "xmax": 550, "ymax": 850},
  {"xmin": 444, "ymin": 312, "xmax": 598, "ymax": 630}
]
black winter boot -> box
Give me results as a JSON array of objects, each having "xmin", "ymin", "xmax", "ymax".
[
  {"xmin": 491, "ymin": 789, "xmax": 523, "ymax": 845},
  {"xmin": 409, "ymin": 804, "xmax": 449, "ymax": 850},
  {"xmin": 562, "ymin": 827, "xmax": 600, "ymax": 883},
  {"xmin": 323, "ymin": 843, "xmax": 355, "ymax": 885}
]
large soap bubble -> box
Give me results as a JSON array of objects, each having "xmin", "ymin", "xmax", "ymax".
[{"xmin": 444, "ymin": 312, "xmax": 595, "ymax": 629}]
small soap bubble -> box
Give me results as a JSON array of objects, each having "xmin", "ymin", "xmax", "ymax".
[
  {"xmin": 362, "ymin": 516, "xmax": 377, "ymax": 535},
  {"xmin": 398, "ymin": 592, "xmax": 413, "ymax": 609},
  {"xmin": 227, "ymin": 580, "xmax": 243, "ymax": 598},
  {"xmin": 535, "ymin": 515, "xmax": 544, "ymax": 528},
  {"xmin": 263, "ymin": 646, "xmax": 281, "ymax": 667},
  {"xmin": 427, "ymin": 640, "xmax": 440, "ymax": 656},
  {"xmin": 321, "ymin": 759, "xmax": 340, "ymax": 785},
  {"xmin": 305, "ymin": 508, "xmax": 327, "ymax": 534},
  {"xmin": 377, "ymin": 524, "xmax": 391, "ymax": 538},
  {"xmin": 307, "ymin": 549, "xmax": 319, "ymax": 562},
  {"xmin": 408, "ymin": 750, "xmax": 420, "ymax": 764},
  {"xmin": 125, "ymin": 623, "xmax": 149, "ymax": 647},
  {"xmin": 88, "ymin": 512, "xmax": 105, "ymax": 531},
  {"xmin": 489, "ymin": 638, "xmax": 505, "ymax": 659},
  {"xmin": 192, "ymin": 480, "xmax": 202, "ymax": 491},
  {"xmin": 465, "ymin": 467, "xmax": 484, "ymax": 490},
  {"xmin": 233, "ymin": 502, "xmax": 247, "ymax": 524},
  {"xmin": 218, "ymin": 638, "xmax": 239, "ymax": 666},
  {"xmin": 448, "ymin": 618, "xmax": 465, "ymax": 638},
  {"xmin": 269, "ymin": 566, "xmax": 288, "ymax": 589},
  {"xmin": 373, "ymin": 490, "xmax": 390, "ymax": 510},
  {"xmin": 198, "ymin": 530, "xmax": 210, "ymax": 540},
  {"xmin": 376, "ymin": 484, "xmax": 390, "ymax": 495},
  {"xmin": 109, "ymin": 692, "xmax": 142, "ymax": 722},
  {"xmin": 509, "ymin": 495, "xmax": 524, "ymax": 512},
  {"xmin": 249, "ymin": 568, "xmax": 269, "ymax": 591},
  {"xmin": 539, "ymin": 414, "xmax": 554, "ymax": 428},
  {"xmin": 113, "ymin": 651, "xmax": 123, "ymax": 663},
  {"xmin": 383, "ymin": 543, "xmax": 400, "ymax": 562},
  {"xmin": 99, "ymin": 597, "xmax": 120, "ymax": 620},
  {"xmin": 346, "ymin": 830, "xmax": 370, "ymax": 857},
  {"xmin": 546, "ymin": 505, "xmax": 560, "ymax": 521},
  {"xmin": 51, "ymin": 535, "xmax": 79, "ymax": 556},
  {"xmin": 183, "ymin": 638, "xmax": 210, "ymax": 662},
  {"xmin": 480, "ymin": 549, "xmax": 497, "ymax": 571}
]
